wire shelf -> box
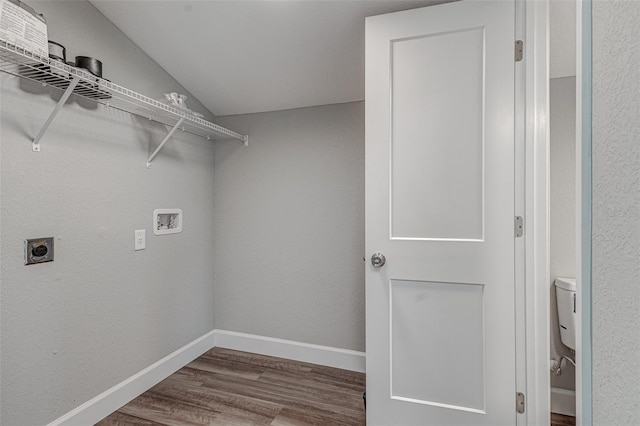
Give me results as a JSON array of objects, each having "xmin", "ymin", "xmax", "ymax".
[{"xmin": 0, "ymin": 39, "xmax": 247, "ymax": 144}]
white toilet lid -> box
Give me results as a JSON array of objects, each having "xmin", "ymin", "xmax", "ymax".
[{"xmin": 555, "ymin": 277, "xmax": 576, "ymax": 291}]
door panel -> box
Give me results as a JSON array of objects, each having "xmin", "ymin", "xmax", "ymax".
[
  {"xmin": 365, "ymin": 1, "xmax": 516, "ymax": 425},
  {"xmin": 391, "ymin": 27, "xmax": 485, "ymax": 241},
  {"xmin": 390, "ymin": 280, "xmax": 485, "ymax": 412}
]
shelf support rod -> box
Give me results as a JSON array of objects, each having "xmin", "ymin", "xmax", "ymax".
[
  {"xmin": 146, "ymin": 117, "xmax": 185, "ymax": 168},
  {"xmin": 32, "ymin": 76, "xmax": 80, "ymax": 152}
]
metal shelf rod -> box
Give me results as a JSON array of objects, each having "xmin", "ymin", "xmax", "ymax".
[
  {"xmin": 146, "ymin": 117, "xmax": 185, "ymax": 168},
  {"xmin": 32, "ymin": 76, "xmax": 80, "ymax": 152}
]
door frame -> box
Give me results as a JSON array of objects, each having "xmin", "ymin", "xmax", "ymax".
[
  {"xmin": 520, "ymin": 0, "xmax": 550, "ymax": 424},
  {"xmin": 523, "ymin": 0, "xmax": 591, "ymax": 425},
  {"xmin": 576, "ymin": 0, "xmax": 592, "ymax": 424}
]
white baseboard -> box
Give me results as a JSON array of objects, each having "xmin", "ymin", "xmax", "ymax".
[
  {"xmin": 46, "ymin": 329, "xmax": 364, "ymax": 425},
  {"xmin": 551, "ymin": 387, "xmax": 576, "ymax": 417},
  {"xmin": 47, "ymin": 330, "xmax": 216, "ymax": 426},
  {"xmin": 48, "ymin": 330, "xmax": 365, "ymax": 426},
  {"xmin": 213, "ymin": 329, "xmax": 366, "ymax": 373}
]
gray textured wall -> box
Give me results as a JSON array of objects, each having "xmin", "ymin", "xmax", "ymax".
[
  {"xmin": 592, "ymin": 0, "xmax": 640, "ymax": 424},
  {"xmin": 0, "ymin": 2, "xmax": 218, "ymax": 424},
  {"xmin": 213, "ymin": 103, "xmax": 365, "ymax": 352},
  {"xmin": 550, "ymin": 0, "xmax": 576, "ymax": 79},
  {"xmin": 550, "ymin": 77, "xmax": 576, "ymax": 391}
]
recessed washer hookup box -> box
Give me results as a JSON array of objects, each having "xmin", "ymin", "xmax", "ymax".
[{"xmin": 0, "ymin": 0, "xmax": 47, "ymax": 56}]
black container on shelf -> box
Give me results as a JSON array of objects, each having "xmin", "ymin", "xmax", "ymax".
[
  {"xmin": 74, "ymin": 56, "xmax": 102, "ymax": 78},
  {"xmin": 47, "ymin": 41, "xmax": 66, "ymax": 62}
]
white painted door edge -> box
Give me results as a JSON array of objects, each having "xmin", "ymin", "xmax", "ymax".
[
  {"xmin": 514, "ymin": 1, "xmax": 527, "ymax": 425},
  {"xmin": 46, "ymin": 329, "xmax": 365, "ymax": 426},
  {"xmin": 523, "ymin": 0, "xmax": 551, "ymax": 425}
]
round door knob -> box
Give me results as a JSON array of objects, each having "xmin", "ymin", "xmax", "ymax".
[{"xmin": 371, "ymin": 252, "xmax": 386, "ymax": 268}]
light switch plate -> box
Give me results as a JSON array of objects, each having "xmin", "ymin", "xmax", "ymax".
[{"xmin": 134, "ymin": 230, "xmax": 146, "ymax": 251}]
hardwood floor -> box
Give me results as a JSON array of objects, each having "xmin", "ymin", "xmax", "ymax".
[
  {"xmin": 96, "ymin": 348, "xmax": 577, "ymax": 426},
  {"xmin": 551, "ymin": 413, "xmax": 576, "ymax": 426},
  {"xmin": 96, "ymin": 348, "xmax": 366, "ymax": 425}
]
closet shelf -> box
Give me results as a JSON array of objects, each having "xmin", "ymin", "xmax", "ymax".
[{"xmin": 0, "ymin": 40, "xmax": 248, "ymax": 162}]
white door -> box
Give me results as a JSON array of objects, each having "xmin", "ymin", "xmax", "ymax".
[{"xmin": 365, "ymin": 1, "xmax": 517, "ymax": 425}]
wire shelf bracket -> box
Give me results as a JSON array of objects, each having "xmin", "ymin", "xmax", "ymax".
[
  {"xmin": 0, "ymin": 39, "xmax": 248, "ymax": 161},
  {"xmin": 32, "ymin": 76, "xmax": 80, "ymax": 152},
  {"xmin": 146, "ymin": 117, "xmax": 185, "ymax": 168}
]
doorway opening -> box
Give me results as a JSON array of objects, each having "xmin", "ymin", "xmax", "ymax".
[{"xmin": 548, "ymin": 0, "xmax": 592, "ymax": 424}]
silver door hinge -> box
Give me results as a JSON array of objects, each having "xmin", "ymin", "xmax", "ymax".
[
  {"xmin": 515, "ymin": 216, "xmax": 524, "ymax": 238},
  {"xmin": 515, "ymin": 40, "xmax": 524, "ymax": 62},
  {"xmin": 516, "ymin": 392, "xmax": 525, "ymax": 414}
]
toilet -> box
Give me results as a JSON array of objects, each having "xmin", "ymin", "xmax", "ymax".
[{"xmin": 555, "ymin": 277, "xmax": 577, "ymax": 351}]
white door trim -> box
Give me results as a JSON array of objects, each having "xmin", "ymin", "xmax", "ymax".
[
  {"xmin": 523, "ymin": 0, "xmax": 551, "ymax": 425},
  {"xmin": 525, "ymin": 1, "xmax": 592, "ymax": 424},
  {"xmin": 576, "ymin": 0, "xmax": 592, "ymax": 424}
]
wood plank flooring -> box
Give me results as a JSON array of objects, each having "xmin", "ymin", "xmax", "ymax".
[
  {"xmin": 96, "ymin": 348, "xmax": 576, "ymax": 426},
  {"xmin": 550, "ymin": 413, "xmax": 576, "ymax": 426},
  {"xmin": 96, "ymin": 348, "xmax": 366, "ymax": 426}
]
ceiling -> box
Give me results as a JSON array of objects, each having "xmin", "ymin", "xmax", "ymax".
[
  {"xmin": 91, "ymin": 0, "xmax": 575, "ymax": 117},
  {"xmin": 91, "ymin": 0, "xmax": 443, "ymax": 116}
]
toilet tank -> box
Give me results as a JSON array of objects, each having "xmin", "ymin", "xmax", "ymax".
[{"xmin": 555, "ymin": 277, "xmax": 577, "ymax": 351}]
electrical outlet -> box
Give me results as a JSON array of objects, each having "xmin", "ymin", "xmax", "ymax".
[
  {"xmin": 24, "ymin": 237, "xmax": 54, "ymax": 265},
  {"xmin": 134, "ymin": 230, "xmax": 146, "ymax": 251}
]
